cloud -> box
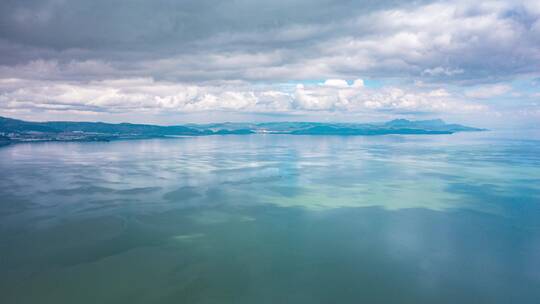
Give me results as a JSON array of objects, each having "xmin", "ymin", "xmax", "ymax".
[
  {"xmin": 465, "ymin": 84, "xmax": 512, "ymax": 99},
  {"xmin": 0, "ymin": 0, "xmax": 539, "ymax": 83},
  {"xmin": 323, "ymin": 79, "xmax": 350, "ymax": 88},
  {"xmin": 0, "ymin": 77, "xmax": 485, "ymax": 117},
  {"xmin": 422, "ymin": 67, "xmax": 464, "ymax": 76},
  {"xmin": 0, "ymin": 0, "xmax": 538, "ymax": 125}
]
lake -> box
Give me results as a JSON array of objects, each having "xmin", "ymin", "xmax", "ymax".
[{"xmin": 1, "ymin": 132, "xmax": 539, "ymax": 303}]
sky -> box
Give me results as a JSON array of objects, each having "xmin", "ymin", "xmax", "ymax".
[{"xmin": 0, "ymin": 0, "xmax": 539, "ymax": 128}]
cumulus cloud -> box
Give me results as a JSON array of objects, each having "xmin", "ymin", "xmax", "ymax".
[
  {"xmin": 323, "ymin": 79, "xmax": 350, "ymax": 88},
  {"xmin": 0, "ymin": 77, "xmax": 486, "ymax": 118}
]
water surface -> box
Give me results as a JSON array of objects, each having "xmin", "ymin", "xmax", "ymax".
[{"xmin": 1, "ymin": 132, "xmax": 539, "ymax": 303}]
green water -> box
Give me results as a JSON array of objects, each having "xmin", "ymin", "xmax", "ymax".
[{"xmin": 1, "ymin": 132, "xmax": 539, "ymax": 303}]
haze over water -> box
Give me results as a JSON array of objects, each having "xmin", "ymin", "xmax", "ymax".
[{"xmin": 1, "ymin": 132, "xmax": 539, "ymax": 303}]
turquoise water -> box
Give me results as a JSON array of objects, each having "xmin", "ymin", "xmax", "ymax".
[{"xmin": 1, "ymin": 132, "xmax": 539, "ymax": 303}]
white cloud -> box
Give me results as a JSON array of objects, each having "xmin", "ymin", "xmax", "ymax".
[
  {"xmin": 465, "ymin": 84, "xmax": 512, "ymax": 99},
  {"xmin": 0, "ymin": 77, "xmax": 486, "ymax": 116},
  {"xmin": 323, "ymin": 79, "xmax": 349, "ymax": 88},
  {"xmin": 422, "ymin": 67, "xmax": 464, "ymax": 76}
]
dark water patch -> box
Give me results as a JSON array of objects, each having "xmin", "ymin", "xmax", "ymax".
[
  {"xmin": 0, "ymin": 196, "xmax": 38, "ymax": 217},
  {"xmin": 51, "ymin": 186, "xmax": 162, "ymax": 196},
  {"xmin": 4, "ymin": 204, "xmax": 537, "ymax": 303},
  {"xmin": 267, "ymin": 185, "xmax": 305, "ymax": 197},
  {"xmin": 52, "ymin": 186, "xmax": 116, "ymax": 196},
  {"xmin": 116, "ymin": 187, "xmax": 162, "ymax": 195},
  {"xmin": 163, "ymin": 186, "xmax": 202, "ymax": 202}
]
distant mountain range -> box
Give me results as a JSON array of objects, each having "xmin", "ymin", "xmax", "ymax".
[{"xmin": 0, "ymin": 116, "xmax": 485, "ymax": 145}]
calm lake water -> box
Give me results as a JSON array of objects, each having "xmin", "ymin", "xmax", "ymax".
[{"xmin": 1, "ymin": 132, "xmax": 539, "ymax": 303}]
